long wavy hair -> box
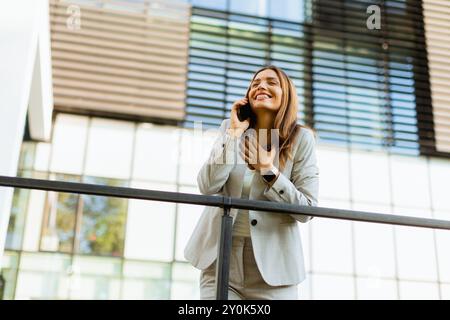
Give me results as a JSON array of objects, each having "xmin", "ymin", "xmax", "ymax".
[{"xmin": 245, "ymin": 65, "xmax": 309, "ymax": 171}]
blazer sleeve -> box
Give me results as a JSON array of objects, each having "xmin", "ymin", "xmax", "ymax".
[
  {"xmin": 263, "ymin": 128, "xmax": 319, "ymax": 223},
  {"xmin": 197, "ymin": 119, "xmax": 239, "ymax": 195}
]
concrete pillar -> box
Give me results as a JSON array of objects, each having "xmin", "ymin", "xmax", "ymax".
[{"xmin": 0, "ymin": 0, "xmax": 53, "ymax": 271}]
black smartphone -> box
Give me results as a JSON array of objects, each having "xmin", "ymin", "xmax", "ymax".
[{"xmin": 237, "ymin": 102, "xmax": 252, "ymax": 122}]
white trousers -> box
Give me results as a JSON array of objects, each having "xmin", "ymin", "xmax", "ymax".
[{"xmin": 200, "ymin": 236, "xmax": 298, "ymax": 300}]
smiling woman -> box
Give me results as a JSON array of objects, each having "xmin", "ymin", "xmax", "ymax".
[{"xmin": 184, "ymin": 65, "xmax": 320, "ymax": 300}]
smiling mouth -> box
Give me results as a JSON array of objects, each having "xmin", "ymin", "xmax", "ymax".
[{"xmin": 255, "ymin": 94, "xmax": 272, "ymax": 101}]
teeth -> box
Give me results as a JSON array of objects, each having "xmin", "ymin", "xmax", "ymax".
[{"xmin": 256, "ymin": 94, "xmax": 270, "ymax": 100}]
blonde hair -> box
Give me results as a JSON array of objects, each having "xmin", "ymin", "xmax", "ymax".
[{"xmin": 246, "ymin": 65, "xmax": 309, "ymax": 170}]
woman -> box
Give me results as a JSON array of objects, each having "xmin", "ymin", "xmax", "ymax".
[{"xmin": 184, "ymin": 65, "xmax": 319, "ymax": 300}]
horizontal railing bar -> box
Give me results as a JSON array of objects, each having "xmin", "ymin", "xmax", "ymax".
[{"xmin": 1, "ymin": 175, "xmax": 450, "ymax": 230}]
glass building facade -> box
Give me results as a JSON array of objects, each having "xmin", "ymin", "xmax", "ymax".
[{"xmin": 2, "ymin": 0, "xmax": 450, "ymax": 299}]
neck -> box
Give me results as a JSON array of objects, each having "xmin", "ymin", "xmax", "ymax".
[
  {"xmin": 255, "ymin": 111, "xmax": 276, "ymax": 144},
  {"xmin": 255, "ymin": 111, "xmax": 275, "ymax": 131}
]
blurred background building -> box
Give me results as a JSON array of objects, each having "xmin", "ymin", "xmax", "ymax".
[{"xmin": 1, "ymin": 0, "xmax": 450, "ymax": 299}]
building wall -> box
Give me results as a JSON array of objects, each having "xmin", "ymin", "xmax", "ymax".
[{"xmin": 3, "ymin": 113, "xmax": 450, "ymax": 300}]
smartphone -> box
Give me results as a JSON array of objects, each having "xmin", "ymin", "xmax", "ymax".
[{"xmin": 237, "ymin": 102, "xmax": 252, "ymax": 122}]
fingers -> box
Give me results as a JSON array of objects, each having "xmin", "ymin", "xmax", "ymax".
[{"xmin": 232, "ymin": 97, "xmax": 248, "ymax": 111}]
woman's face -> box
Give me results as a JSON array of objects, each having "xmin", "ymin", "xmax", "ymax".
[{"xmin": 248, "ymin": 69, "xmax": 283, "ymax": 113}]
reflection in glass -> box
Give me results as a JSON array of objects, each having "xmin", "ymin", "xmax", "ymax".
[
  {"xmin": 41, "ymin": 175, "xmax": 80, "ymax": 253},
  {"xmin": 78, "ymin": 177, "xmax": 128, "ymax": 257},
  {"xmin": 6, "ymin": 171, "xmax": 33, "ymax": 250}
]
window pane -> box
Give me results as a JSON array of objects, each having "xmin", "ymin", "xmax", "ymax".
[
  {"xmin": 269, "ymin": 0, "xmax": 304, "ymax": 22},
  {"xmin": 40, "ymin": 174, "xmax": 80, "ymax": 253},
  {"xmin": 5, "ymin": 171, "xmax": 32, "ymax": 250},
  {"xmin": 84, "ymin": 118, "xmax": 134, "ymax": 179},
  {"xmin": 34, "ymin": 142, "xmax": 51, "ymax": 172},
  {"xmin": 353, "ymin": 204, "xmax": 396, "ymax": 278},
  {"xmin": 133, "ymin": 124, "xmax": 179, "ymax": 183},
  {"xmin": 429, "ymin": 158, "xmax": 450, "ymax": 211},
  {"xmin": 442, "ymin": 284, "xmax": 450, "ymax": 300},
  {"xmin": 78, "ymin": 177, "xmax": 128, "ymax": 256},
  {"xmin": 350, "ymin": 150, "xmax": 390, "ymax": 204},
  {"xmin": 122, "ymin": 260, "xmax": 171, "ymax": 299},
  {"xmin": 311, "ymin": 200, "xmax": 353, "ymax": 275},
  {"xmin": 356, "ymin": 278, "xmax": 398, "ymax": 300},
  {"xmin": 230, "ymin": 0, "xmax": 267, "ymax": 16},
  {"xmin": 50, "ymin": 114, "xmax": 88, "ymax": 175},
  {"xmin": 435, "ymin": 229, "xmax": 450, "ymax": 283},
  {"xmin": 69, "ymin": 255, "xmax": 122, "ymax": 300},
  {"xmin": 191, "ymin": 0, "xmax": 226, "ymax": 10},
  {"xmin": 178, "ymin": 127, "xmax": 216, "ymax": 186},
  {"xmin": 22, "ymin": 172, "xmax": 48, "ymax": 252},
  {"xmin": 14, "ymin": 252, "xmax": 71, "ymax": 300},
  {"xmin": 316, "ymin": 147, "xmax": 351, "ymax": 201},
  {"xmin": 395, "ymin": 210, "xmax": 438, "ymax": 282},
  {"xmin": 390, "ymin": 155, "xmax": 431, "ymax": 209},
  {"xmin": 175, "ymin": 186, "xmax": 204, "ymax": 261},
  {"xmin": 124, "ymin": 181, "xmax": 176, "ymax": 262},
  {"xmin": 170, "ymin": 262, "xmax": 201, "ymax": 300},
  {"xmin": 399, "ymin": 281, "xmax": 439, "ymax": 300},
  {"xmin": 298, "ymin": 273, "xmax": 312, "ymax": 300},
  {"xmin": 1, "ymin": 251, "xmax": 20, "ymax": 300},
  {"xmin": 311, "ymin": 274, "xmax": 355, "ymax": 299}
]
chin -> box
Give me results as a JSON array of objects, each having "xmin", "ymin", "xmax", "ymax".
[{"xmin": 252, "ymin": 102, "xmax": 278, "ymax": 112}]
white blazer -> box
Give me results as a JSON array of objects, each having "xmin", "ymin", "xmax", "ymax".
[{"xmin": 184, "ymin": 119, "xmax": 319, "ymax": 286}]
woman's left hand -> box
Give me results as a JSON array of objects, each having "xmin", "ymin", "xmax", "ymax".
[{"xmin": 239, "ymin": 135, "xmax": 276, "ymax": 172}]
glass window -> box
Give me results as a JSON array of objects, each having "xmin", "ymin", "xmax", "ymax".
[
  {"xmin": 22, "ymin": 172, "xmax": 48, "ymax": 252},
  {"xmin": 14, "ymin": 252, "xmax": 71, "ymax": 300},
  {"xmin": 269, "ymin": 0, "xmax": 304, "ymax": 22},
  {"xmin": 191, "ymin": 0, "xmax": 227, "ymax": 10},
  {"xmin": 78, "ymin": 177, "xmax": 128, "ymax": 257},
  {"xmin": 350, "ymin": 150, "xmax": 390, "ymax": 205},
  {"xmin": 17, "ymin": 142, "xmax": 36, "ymax": 171},
  {"xmin": 122, "ymin": 260, "xmax": 171, "ymax": 299},
  {"xmin": 69, "ymin": 255, "xmax": 122, "ymax": 300},
  {"xmin": 84, "ymin": 118, "xmax": 135, "ymax": 179},
  {"xmin": 442, "ymin": 284, "xmax": 450, "ymax": 300},
  {"xmin": 298, "ymin": 273, "xmax": 312, "ymax": 300},
  {"xmin": 311, "ymin": 200, "xmax": 353, "ymax": 275},
  {"xmin": 34, "ymin": 142, "xmax": 51, "ymax": 172},
  {"xmin": 175, "ymin": 186, "xmax": 204, "ymax": 261},
  {"xmin": 6, "ymin": 175, "xmax": 31, "ymax": 250},
  {"xmin": 124, "ymin": 181, "xmax": 176, "ymax": 262},
  {"xmin": 353, "ymin": 204, "xmax": 396, "ymax": 278},
  {"xmin": 356, "ymin": 278, "xmax": 398, "ymax": 300},
  {"xmin": 395, "ymin": 210, "xmax": 438, "ymax": 282},
  {"xmin": 229, "ymin": 0, "xmax": 267, "ymax": 16},
  {"xmin": 316, "ymin": 147, "xmax": 351, "ymax": 201},
  {"xmin": 133, "ymin": 124, "xmax": 179, "ymax": 183},
  {"xmin": 429, "ymin": 158, "xmax": 450, "ymax": 211},
  {"xmin": 40, "ymin": 174, "xmax": 80, "ymax": 253},
  {"xmin": 390, "ymin": 155, "xmax": 431, "ymax": 209},
  {"xmin": 398, "ymin": 281, "xmax": 439, "ymax": 300},
  {"xmin": 435, "ymin": 229, "xmax": 450, "ymax": 283},
  {"xmin": 311, "ymin": 274, "xmax": 355, "ymax": 300},
  {"xmin": 0, "ymin": 251, "xmax": 19, "ymax": 300},
  {"xmin": 170, "ymin": 262, "xmax": 201, "ymax": 300},
  {"xmin": 178, "ymin": 127, "xmax": 216, "ymax": 187},
  {"xmin": 50, "ymin": 114, "xmax": 88, "ymax": 175}
]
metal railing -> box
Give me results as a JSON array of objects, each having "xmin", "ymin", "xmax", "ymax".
[{"xmin": 2, "ymin": 175, "xmax": 450, "ymax": 300}]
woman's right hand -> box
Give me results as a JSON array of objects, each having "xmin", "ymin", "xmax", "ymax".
[{"xmin": 229, "ymin": 97, "xmax": 250, "ymax": 136}]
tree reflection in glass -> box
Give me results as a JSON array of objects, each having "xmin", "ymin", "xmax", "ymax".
[
  {"xmin": 41, "ymin": 174, "xmax": 79, "ymax": 253},
  {"xmin": 79, "ymin": 176, "xmax": 128, "ymax": 257}
]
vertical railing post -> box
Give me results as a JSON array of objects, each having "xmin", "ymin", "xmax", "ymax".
[{"xmin": 215, "ymin": 204, "xmax": 233, "ymax": 300}]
